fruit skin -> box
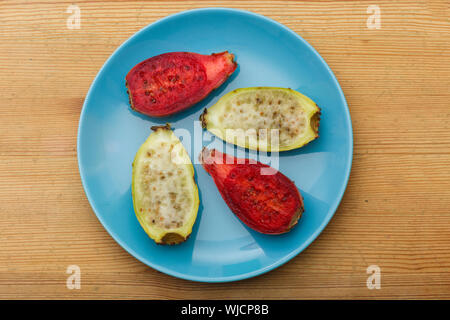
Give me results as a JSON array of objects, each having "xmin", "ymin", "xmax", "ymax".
[
  {"xmin": 132, "ymin": 124, "xmax": 199, "ymax": 245},
  {"xmin": 200, "ymin": 87, "xmax": 321, "ymax": 152},
  {"xmin": 126, "ymin": 51, "xmax": 237, "ymax": 117},
  {"xmin": 200, "ymin": 148, "xmax": 304, "ymax": 234}
]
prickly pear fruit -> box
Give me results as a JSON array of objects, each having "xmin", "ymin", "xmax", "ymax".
[
  {"xmin": 126, "ymin": 51, "xmax": 237, "ymax": 117},
  {"xmin": 200, "ymin": 148, "xmax": 304, "ymax": 234},
  {"xmin": 200, "ymin": 87, "xmax": 320, "ymax": 151},
  {"xmin": 132, "ymin": 124, "xmax": 199, "ymax": 244}
]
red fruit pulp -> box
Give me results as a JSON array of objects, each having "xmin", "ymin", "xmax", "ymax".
[
  {"xmin": 200, "ymin": 148, "xmax": 304, "ymax": 234},
  {"xmin": 126, "ymin": 51, "xmax": 237, "ymax": 117}
]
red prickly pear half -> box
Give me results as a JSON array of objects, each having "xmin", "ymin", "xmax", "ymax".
[
  {"xmin": 200, "ymin": 148, "xmax": 304, "ymax": 235},
  {"xmin": 126, "ymin": 51, "xmax": 237, "ymax": 117}
]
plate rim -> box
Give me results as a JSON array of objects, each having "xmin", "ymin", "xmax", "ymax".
[{"xmin": 77, "ymin": 7, "xmax": 353, "ymax": 283}]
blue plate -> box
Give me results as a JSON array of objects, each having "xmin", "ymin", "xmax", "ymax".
[{"xmin": 77, "ymin": 8, "xmax": 353, "ymax": 282}]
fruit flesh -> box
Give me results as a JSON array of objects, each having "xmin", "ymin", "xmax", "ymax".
[
  {"xmin": 132, "ymin": 124, "xmax": 199, "ymax": 244},
  {"xmin": 200, "ymin": 87, "xmax": 321, "ymax": 151},
  {"xmin": 200, "ymin": 148, "xmax": 304, "ymax": 234},
  {"xmin": 126, "ymin": 51, "xmax": 237, "ymax": 117}
]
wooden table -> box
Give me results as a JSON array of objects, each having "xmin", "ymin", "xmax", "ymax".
[{"xmin": 1, "ymin": 0, "xmax": 449, "ymax": 299}]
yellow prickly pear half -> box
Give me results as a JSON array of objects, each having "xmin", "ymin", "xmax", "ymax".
[
  {"xmin": 200, "ymin": 87, "xmax": 321, "ymax": 152},
  {"xmin": 131, "ymin": 124, "xmax": 199, "ymax": 245}
]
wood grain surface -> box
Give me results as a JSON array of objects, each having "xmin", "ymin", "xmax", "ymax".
[{"xmin": 0, "ymin": 0, "xmax": 449, "ymax": 299}]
